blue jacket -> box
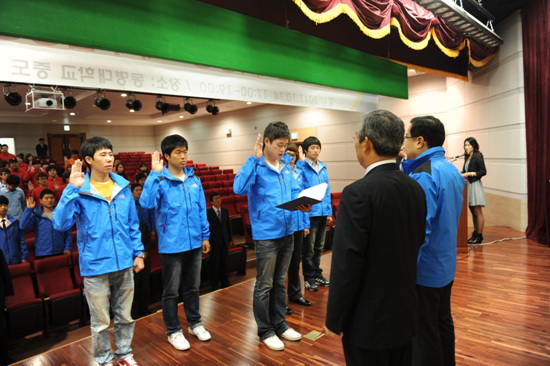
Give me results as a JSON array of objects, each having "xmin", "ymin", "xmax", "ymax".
[
  {"xmin": 0, "ymin": 214, "xmax": 27, "ymax": 265},
  {"xmin": 297, "ymin": 159, "xmax": 332, "ymax": 218},
  {"xmin": 233, "ymin": 154, "xmax": 298, "ymax": 240},
  {"xmin": 291, "ymin": 166, "xmax": 310, "ymax": 233},
  {"xmin": 402, "ymin": 147, "xmax": 465, "ymax": 288},
  {"xmin": 20, "ymin": 206, "xmax": 72, "ymax": 257},
  {"xmin": 53, "ymin": 172, "xmax": 143, "ymax": 277},
  {"xmin": 140, "ymin": 167, "xmax": 210, "ymax": 254}
]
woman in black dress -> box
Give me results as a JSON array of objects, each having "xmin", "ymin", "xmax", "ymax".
[{"xmin": 462, "ymin": 137, "xmax": 487, "ymax": 244}]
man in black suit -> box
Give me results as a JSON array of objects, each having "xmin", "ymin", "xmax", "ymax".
[
  {"xmin": 206, "ymin": 192, "xmax": 233, "ymax": 290},
  {"xmin": 35, "ymin": 138, "xmax": 48, "ymax": 158},
  {"xmin": 325, "ymin": 110, "xmax": 427, "ymax": 365}
]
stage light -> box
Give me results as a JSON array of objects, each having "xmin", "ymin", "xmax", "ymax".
[
  {"xmin": 206, "ymin": 101, "xmax": 219, "ymax": 116},
  {"xmin": 61, "ymin": 95, "xmax": 77, "ymax": 109},
  {"xmin": 155, "ymin": 96, "xmax": 179, "ymax": 115},
  {"xmin": 94, "ymin": 90, "xmax": 111, "ymax": 110},
  {"xmin": 5, "ymin": 92, "xmax": 22, "ymax": 106},
  {"xmin": 183, "ymin": 98, "xmax": 198, "ymax": 115},
  {"xmin": 125, "ymin": 94, "xmax": 142, "ymax": 112}
]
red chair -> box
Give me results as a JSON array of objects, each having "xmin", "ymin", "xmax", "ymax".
[
  {"xmin": 331, "ymin": 192, "xmax": 342, "ymax": 209},
  {"xmin": 222, "ymin": 180, "xmax": 233, "ymax": 188},
  {"xmin": 239, "ymin": 205, "xmax": 254, "ymax": 248},
  {"xmin": 214, "ymin": 174, "xmax": 225, "ymax": 181},
  {"xmin": 226, "ymin": 173, "xmax": 236, "ymax": 181},
  {"xmin": 5, "ymin": 263, "xmax": 44, "ymax": 338},
  {"xmin": 196, "ymin": 163, "xmax": 207, "ymax": 168},
  {"xmin": 221, "ymin": 196, "xmax": 238, "ymax": 218},
  {"xmin": 25, "ymin": 237, "xmax": 35, "ymax": 264},
  {"xmin": 202, "ymin": 182, "xmax": 211, "ymax": 189},
  {"xmin": 71, "ymin": 251, "xmax": 83, "ymax": 289},
  {"xmin": 209, "ymin": 165, "xmax": 219, "ymax": 171},
  {"xmin": 149, "ymin": 237, "xmax": 163, "ymax": 299},
  {"xmin": 210, "ymin": 169, "xmax": 222, "ymax": 175},
  {"xmin": 202, "ymin": 175, "xmax": 215, "ymax": 182},
  {"xmin": 222, "ymin": 169, "xmax": 234, "ymax": 175},
  {"xmin": 210, "ymin": 181, "xmax": 223, "ymax": 189},
  {"xmin": 34, "ymin": 255, "xmax": 82, "ymax": 327},
  {"xmin": 234, "ymin": 195, "xmax": 248, "ymax": 215}
]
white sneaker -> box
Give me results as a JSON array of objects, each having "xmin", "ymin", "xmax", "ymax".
[
  {"xmin": 262, "ymin": 335, "xmax": 284, "ymax": 351},
  {"xmin": 280, "ymin": 328, "xmax": 302, "ymax": 341},
  {"xmin": 188, "ymin": 325, "xmax": 212, "ymax": 341},
  {"xmin": 167, "ymin": 331, "xmax": 190, "ymax": 350}
]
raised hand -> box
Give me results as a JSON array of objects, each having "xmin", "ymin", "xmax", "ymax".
[
  {"xmin": 69, "ymin": 159, "xmax": 86, "ymax": 188},
  {"xmin": 27, "ymin": 181, "xmax": 34, "ymax": 192},
  {"xmin": 26, "ymin": 196, "xmax": 36, "ymax": 209},
  {"xmin": 253, "ymin": 133, "xmax": 263, "ymax": 159},
  {"xmin": 151, "ymin": 151, "xmax": 164, "ymax": 172},
  {"xmin": 298, "ymin": 145, "xmax": 306, "ymax": 161}
]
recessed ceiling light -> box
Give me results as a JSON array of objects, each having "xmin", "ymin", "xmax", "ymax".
[
  {"xmin": 247, "ymin": 102, "xmax": 252, "ymax": 105},
  {"xmin": 70, "ymin": 112, "xmax": 76, "ymax": 116},
  {"xmin": 25, "ymin": 102, "xmax": 31, "ymax": 105},
  {"xmin": 121, "ymin": 93, "xmax": 127, "ymax": 97},
  {"xmin": 179, "ymin": 115, "xmax": 184, "ymax": 119},
  {"xmin": 157, "ymin": 120, "xmax": 162, "ymax": 123},
  {"xmin": 130, "ymin": 109, "xmax": 135, "ymax": 113},
  {"xmin": 107, "ymin": 120, "xmax": 112, "ymax": 123}
]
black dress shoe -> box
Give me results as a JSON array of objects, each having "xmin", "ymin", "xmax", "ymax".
[
  {"xmin": 290, "ymin": 297, "xmax": 312, "ymax": 306},
  {"xmin": 468, "ymin": 230, "xmax": 478, "ymax": 242},
  {"xmin": 286, "ymin": 306, "xmax": 292, "ymax": 315},
  {"xmin": 469, "ymin": 233, "xmax": 483, "ymax": 244}
]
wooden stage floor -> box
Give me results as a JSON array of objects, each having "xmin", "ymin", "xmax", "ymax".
[{"xmin": 13, "ymin": 226, "xmax": 550, "ymax": 365}]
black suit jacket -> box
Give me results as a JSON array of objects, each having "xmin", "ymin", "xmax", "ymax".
[
  {"xmin": 207, "ymin": 207, "xmax": 232, "ymax": 248},
  {"xmin": 462, "ymin": 153, "xmax": 486, "ymax": 183},
  {"xmin": 326, "ymin": 163, "xmax": 427, "ymax": 350}
]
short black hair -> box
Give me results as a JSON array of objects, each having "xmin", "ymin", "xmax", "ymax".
[
  {"xmin": 139, "ymin": 162, "xmax": 147, "ymax": 168},
  {"xmin": 135, "ymin": 172, "xmax": 147, "ymax": 182},
  {"xmin": 0, "ymin": 196, "xmax": 8, "ymax": 205},
  {"xmin": 302, "ymin": 136, "xmax": 321, "ymax": 152},
  {"xmin": 357, "ymin": 110, "xmax": 404, "ymax": 157},
  {"xmin": 0, "ymin": 161, "xmax": 6, "ymax": 169},
  {"xmin": 0, "ymin": 168, "xmax": 9, "ymax": 175},
  {"xmin": 410, "ymin": 116, "xmax": 446, "ymax": 148},
  {"xmin": 6, "ymin": 175, "xmax": 20, "ymax": 186},
  {"xmin": 32, "ymin": 159, "xmax": 41, "ymax": 165},
  {"xmin": 263, "ymin": 122, "xmax": 290, "ymax": 149},
  {"xmin": 40, "ymin": 189, "xmax": 55, "ymax": 200},
  {"xmin": 71, "ymin": 150, "xmax": 79, "ymax": 155},
  {"xmin": 39, "ymin": 138, "xmax": 45, "ymax": 141},
  {"xmin": 8, "ymin": 158, "xmax": 17, "ymax": 164},
  {"xmin": 36, "ymin": 172, "xmax": 48, "ymax": 180},
  {"xmin": 131, "ymin": 183, "xmax": 142, "ymax": 192},
  {"xmin": 161, "ymin": 135, "xmax": 188, "ymax": 160},
  {"xmin": 1, "ymin": 144, "xmax": 7, "ymax": 148},
  {"xmin": 209, "ymin": 191, "xmax": 221, "ymax": 202},
  {"xmin": 45, "ymin": 165, "xmax": 58, "ymax": 173},
  {"xmin": 81, "ymin": 137, "xmax": 113, "ymax": 169}
]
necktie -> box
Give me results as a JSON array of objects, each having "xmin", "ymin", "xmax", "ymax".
[
  {"xmin": 217, "ymin": 209, "xmax": 222, "ymax": 222},
  {"xmin": 1, "ymin": 219, "xmax": 5, "ymax": 230}
]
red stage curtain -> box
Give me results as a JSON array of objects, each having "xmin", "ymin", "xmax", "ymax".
[
  {"xmin": 292, "ymin": 0, "xmax": 497, "ymax": 67},
  {"xmin": 523, "ymin": 0, "xmax": 550, "ymax": 245}
]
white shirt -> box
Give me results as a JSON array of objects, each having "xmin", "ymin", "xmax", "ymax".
[{"xmin": 365, "ymin": 159, "xmax": 397, "ymax": 176}]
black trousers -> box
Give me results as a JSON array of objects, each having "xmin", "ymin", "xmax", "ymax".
[
  {"xmin": 413, "ymin": 281, "xmax": 455, "ymax": 366},
  {"xmin": 342, "ymin": 335, "xmax": 413, "ymax": 366},
  {"xmin": 287, "ymin": 229, "xmax": 304, "ymax": 301},
  {"xmin": 132, "ymin": 257, "xmax": 151, "ymax": 318},
  {"xmin": 209, "ymin": 241, "xmax": 229, "ymax": 289}
]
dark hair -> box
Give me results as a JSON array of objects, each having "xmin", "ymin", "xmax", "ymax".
[
  {"xmin": 464, "ymin": 137, "xmax": 481, "ymax": 157},
  {"xmin": 36, "ymin": 172, "xmax": 48, "ymax": 180},
  {"xmin": 285, "ymin": 143, "xmax": 298, "ymax": 163},
  {"xmin": 263, "ymin": 122, "xmax": 290, "ymax": 149},
  {"xmin": 209, "ymin": 191, "xmax": 221, "ymax": 202},
  {"xmin": 45, "ymin": 165, "xmax": 58, "ymax": 173},
  {"xmin": 116, "ymin": 162, "xmax": 125, "ymax": 172},
  {"xmin": 61, "ymin": 171, "xmax": 71, "ymax": 181},
  {"xmin": 81, "ymin": 137, "xmax": 113, "ymax": 169},
  {"xmin": 0, "ymin": 168, "xmax": 9, "ymax": 175},
  {"xmin": 161, "ymin": 135, "xmax": 188, "ymax": 160},
  {"xmin": 8, "ymin": 158, "xmax": 17, "ymax": 164},
  {"xmin": 6, "ymin": 174, "xmax": 20, "ymax": 186},
  {"xmin": 139, "ymin": 162, "xmax": 147, "ymax": 168},
  {"xmin": 131, "ymin": 183, "xmax": 142, "ymax": 192},
  {"xmin": 39, "ymin": 138, "xmax": 45, "ymax": 142},
  {"xmin": 135, "ymin": 172, "xmax": 147, "ymax": 182},
  {"xmin": 302, "ymin": 136, "xmax": 321, "ymax": 152},
  {"xmin": 358, "ymin": 110, "xmax": 405, "ymax": 157},
  {"xmin": 0, "ymin": 161, "xmax": 7, "ymax": 169},
  {"xmin": 0, "ymin": 196, "xmax": 8, "ymax": 205},
  {"xmin": 1, "ymin": 144, "xmax": 7, "ymax": 148},
  {"xmin": 71, "ymin": 150, "xmax": 79, "ymax": 156},
  {"xmin": 40, "ymin": 189, "xmax": 55, "ymax": 200},
  {"xmin": 32, "ymin": 159, "xmax": 41, "ymax": 165},
  {"xmin": 409, "ymin": 116, "xmax": 445, "ymax": 148},
  {"xmin": 17, "ymin": 153, "xmax": 24, "ymax": 159}
]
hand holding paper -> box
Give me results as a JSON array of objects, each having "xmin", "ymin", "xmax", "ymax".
[{"xmin": 276, "ymin": 183, "xmax": 327, "ymax": 211}]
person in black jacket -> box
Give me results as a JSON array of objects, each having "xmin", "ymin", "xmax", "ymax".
[
  {"xmin": 206, "ymin": 192, "xmax": 233, "ymax": 290},
  {"xmin": 0, "ymin": 249, "xmax": 14, "ymax": 365},
  {"xmin": 132, "ymin": 219, "xmax": 152, "ymax": 319},
  {"xmin": 325, "ymin": 110, "xmax": 427, "ymax": 365},
  {"xmin": 461, "ymin": 137, "xmax": 487, "ymax": 244}
]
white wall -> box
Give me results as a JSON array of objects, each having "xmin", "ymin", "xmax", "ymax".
[{"xmin": 379, "ymin": 12, "xmax": 527, "ymax": 230}]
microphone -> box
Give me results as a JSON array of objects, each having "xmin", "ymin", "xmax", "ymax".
[{"xmin": 454, "ymin": 153, "xmax": 467, "ymax": 159}]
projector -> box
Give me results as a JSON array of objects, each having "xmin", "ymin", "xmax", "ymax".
[{"xmin": 37, "ymin": 98, "xmax": 58, "ymax": 108}]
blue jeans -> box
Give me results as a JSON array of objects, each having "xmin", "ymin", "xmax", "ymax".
[
  {"xmin": 303, "ymin": 216, "xmax": 327, "ymax": 281},
  {"xmin": 287, "ymin": 230, "xmax": 304, "ymax": 301},
  {"xmin": 161, "ymin": 248, "xmax": 203, "ymax": 335},
  {"xmin": 253, "ymin": 235, "xmax": 294, "ymax": 340},
  {"xmin": 83, "ymin": 268, "xmax": 135, "ymax": 365}
]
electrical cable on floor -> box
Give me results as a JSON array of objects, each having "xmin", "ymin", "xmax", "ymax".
[{"xmin": 458, "ymin": 236, "xmax": 528, "ymax": 261}]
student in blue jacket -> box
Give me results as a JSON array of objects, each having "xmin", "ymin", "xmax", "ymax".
[
  {"xmin": 234, "ymin": 122, "xmax": 311, "ymax": 351},
  {"xmin": 140, "ymin": 135, "xmax": 211, "ymax": 352},
  {"xmin": 53, "ymin": 137, "xmax": 144, "ymax": 366},
  {"xmin": 297, "ymin": 136, "xmax": 333, "ymax": 292},
  {"xmin": 0, "ymin": 195, "xmax": 27, "ymax": 265},
  {"xmin": 20, "ymin": 189, "xmax": 72, "ymax": 259}
]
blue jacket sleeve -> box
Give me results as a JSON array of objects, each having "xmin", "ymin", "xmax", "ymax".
[
  {"xmin": 18, "ymin": 226, "xmax": 27, "ymax": 261},
  {"xmin": 233, "ymin": 155, "xmax": 259, "ymax": 196},
  {"xmin": 140, "ymin": 170, "xmax": 162, "ymax": 209},
  {"xmin": 63, "ymin": 229, "xmax": 72, "ymax": 252},
  {"xmin": 53, "ymin": 184, "xmax": 80, "ymax": 232},
  {"xmin": 19, "ymin": 207, "xmax": 36, "ymax": 231}
]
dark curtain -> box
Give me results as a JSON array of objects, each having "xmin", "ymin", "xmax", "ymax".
[{"xmin": 523, "ymin": 0, "xmax": 550, "ymax": 245}]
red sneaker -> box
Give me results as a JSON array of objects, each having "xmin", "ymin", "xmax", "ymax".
[{"xmin": 118, "ymin": 355, "xmax": 138, "ymax": 366}]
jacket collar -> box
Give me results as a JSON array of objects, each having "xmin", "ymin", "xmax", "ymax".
[
  {"xmin": 79, "ymin": 171, "xmax": 129, "ymax": 199},
  {"xmin": 162, "ymin": 165, "xmax": 195, "ymax": 181},
  {"xmin": 402, "ymin": 147, "xmax": 446, "ymax": 175}
]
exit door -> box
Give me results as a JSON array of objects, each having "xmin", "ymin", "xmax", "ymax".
[{"xmin": 47, "ymin": 134, "xmax": 86, "ymax": 165}]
